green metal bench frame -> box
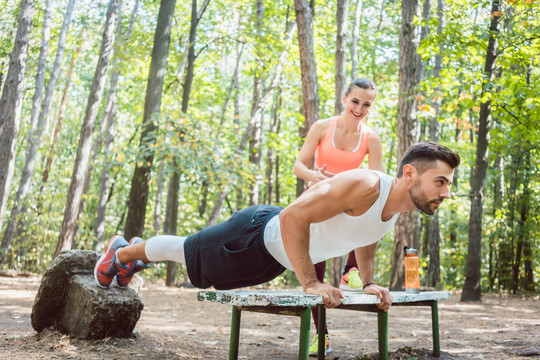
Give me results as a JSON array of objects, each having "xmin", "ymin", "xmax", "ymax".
[{"xmin": 198, "ymin": 290, "xmax": 449, "ymax": 360}]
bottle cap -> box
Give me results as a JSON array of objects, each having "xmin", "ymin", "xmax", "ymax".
[{"xmin": 405, "ymin": 247, "xmax": 417, "ymax": 255}]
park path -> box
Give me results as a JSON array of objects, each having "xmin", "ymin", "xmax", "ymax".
[{"xmin": 0, "ymin": 275, "xmax": 539, "ymax": 359}]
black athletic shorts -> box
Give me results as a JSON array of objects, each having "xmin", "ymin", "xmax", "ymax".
[{"xmin": 184, "ymin": 205, "xmax": 286, "ymax": 289}]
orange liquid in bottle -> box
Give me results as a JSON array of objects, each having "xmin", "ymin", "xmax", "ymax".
[{"xmin": 404, "ymin": 251, "xmax": 420, "ymax": 293}]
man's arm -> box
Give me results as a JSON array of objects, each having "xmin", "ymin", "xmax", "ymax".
[
  {"xmin": 355, "ymin": 243, "xmax": 392, "ymax": 311},
  {"xmin": 279, "ymin": 170, "xmax": 379, "ymax": 308}
]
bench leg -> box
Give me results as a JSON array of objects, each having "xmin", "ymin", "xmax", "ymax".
[
  {"xmin": 317, "ymin": 304, "xmax": 325, "ymax": 360},
  {"xmin": 229, "ymin": 306, "xmax": 241, "ymax": 360},
  {"xmin": 377, "ymin": 311, "xmax": 388, "ymax": 360},
  {"xmin": 299, "ymin": 308, "xmax": 311, "ymax": 360},
  {"xmin": 431, "ymin": 301, "xmax": 441, "ymax": 357}
]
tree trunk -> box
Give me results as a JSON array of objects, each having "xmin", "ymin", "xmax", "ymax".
[
  {"xmin": 206, "ymin": 22, "xmax": 296, "ymax": 224},
  {"xmin": 266, "ymin": 83, "xmax": 282, "ymax": 204},
  {"xmin": 294, "ymin": 0, "xmax": 319, "ymax": 197},
  {"xmin": 499, "ymin": 150, "xmax": 518, "ymax": 290},
  {"xmin": 334, "ymin": 0, "xmax": 348, "ymax": 115},
  {"xmin": 489, "ymin": 155, "xmax": 503, "ymax": 289},
  {"xmin": 247, "ymin": 0, "xmax": 264, "ymax": 206},
  {"xmin": 219, "ymin": 43, "xmax": 244, "ymax": 127},
  {"xmin": 522, "ymin": 67, "xmax": 534, "ymax": 293},
  {"xmin": 248, "ymin": 90, "xmax": 264, "ymax": 206},
  {"xmin": 0, "ymin": 0, "xmax": 35, "ymax": 227},
  {"xmin": 29, "ymin": 0, "xmax": 52, "ymax": 132},
  {"xmin": 206, "ymin": 185, "xmax": 230, "ymax": 226},
  {"xmin": 165, "ymin": 170, "xmax": 180, "ymax": 286},
  {"xmin": 461, "ymin": 0, "xmax": 500, "ymax": 302},
  {"xmin": 41, "ymin": 28, "xmax": 83, "ymax": 186},
  {"xmin": 248, "ymin": 109, "xmax": 264, "ymax": 206},
  {"xmin": 124, "ymin": 0, "xmax": 176, "ymax": 240},
  {"xmin": 275, "ymin": 153, "xmax": 280, "ymax": 203},
  {"xmin": 426, "ymin": 214, "xmax": 440, "ymax": 288},
  {"xmin": 54, "ymin": 0, "xmax": 120, "ymax": 257},
  {"xmin": 350, "ymin": 0, "xmax": 363, "ymax": 80},
  {"xmin": 0, "ymin": 0, "xmax": 51, "ymax": 263},
  {"xmin": 94, "ymin": 0, "xmax": 140, "ymax": 248},
  {"xmin": 8, "ymin": 0, "xmax": 76, "ymax": 257},
  {"xmin": 390, "ymin": 0, "xmax": 420, "ymax": 291},
  {"xmin": 327, "ymin": 0, "xmax": 350, "ymax": 287},
  {"xmin": 153, "ymin": 163, "xmax": 166, "ymax": 232},
  {"xmin": 426, "ymin": 0, "xmax": 444, "ymax": 289},
  {"xmin": 172, "ymin": 0, "xmax": 210, "ymax": 92},
  {"xmin": 513, "ymin": 147, "xmax": 529, "ymax": 294},
  {"xmin": 416, "ymin": 0, "xmax": 430, "ymax": 85},
  {"xmin": 164, "ymin": 0, "xmax": 209, "ymax": 284},
  {"xmin": 198, "ymin": 180, "xmax": 209, "ymax": 217}
]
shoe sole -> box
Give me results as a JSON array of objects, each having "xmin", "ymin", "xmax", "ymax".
[
  {"xmin": 94, "ymin": 235, "xmax": 122, "ymax": 289},
  {"xmin": 309, "ymin": 347, "xmax": 332, "ymax": 356},
  {"xmin": 339, "ymin": 283, "xmax": 362, "ymax": 291}
]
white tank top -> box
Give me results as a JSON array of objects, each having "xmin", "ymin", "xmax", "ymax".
[{"xmin": 263, "ymin": 171, "xmax": 398, "ymax": 270}]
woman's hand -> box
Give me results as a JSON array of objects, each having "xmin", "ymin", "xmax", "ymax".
[{"xmin": 311, "ymin": 164, "xmax": 330, "ymax": 184}]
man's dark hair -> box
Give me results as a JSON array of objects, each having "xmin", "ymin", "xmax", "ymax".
[{"xmin": 397, "ymin": 141, "xmax": 460, "ymax": 177}]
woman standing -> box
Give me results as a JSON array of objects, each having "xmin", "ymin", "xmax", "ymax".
[{"xmin": 293, "ymin": 78, "xmax": 383, "ymax": 355}]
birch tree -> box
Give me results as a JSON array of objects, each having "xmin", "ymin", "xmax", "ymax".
[
  {"xmin": 206, "ymin": 22, "xmax": 296, "ymax": 226},
  {"xmin": 2, "ymin": 0, "xmax": 76, "ymax": 262},
  {"xmin": 248, "ymin": 0, "xmax": 265, "ymax": 206},
  {"xmin": 94, "ymin": 0, "xmax": 140, "ymax": 247},
  {"xmin": 0, "ymin": 0, "xmax": 35, "ymax": 228},
  {"xmin": 0, "ymin": 0, "xmax": 50, "ymax": 262},
  {"xmin": 54, "ymin": 0, "xmax": 120, "ymax": 257},
  {"xmin": 162, "ymin": 0, "xmax": 208, "ymax": 285},
  {"xmin": 350, "ymin": 0, "xmax": 363, "ymax": 80}
]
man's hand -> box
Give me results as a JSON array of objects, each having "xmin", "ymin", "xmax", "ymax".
[
  {"xmin": 305, "ymin": 282, "xmax": 344, "ymax": 308},
  {"xmin": 363, "ymin": 284, "xmax": 392, "ymax": 311}
]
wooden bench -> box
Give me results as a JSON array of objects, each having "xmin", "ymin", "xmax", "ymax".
[{"xmin": 198, "ymin": 290, "xmax": 450, "ymax": 360}]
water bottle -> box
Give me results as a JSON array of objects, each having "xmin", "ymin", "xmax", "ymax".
[{"xmin": 404, "ymin": 246, "xmax": 420, "ymax": 294}]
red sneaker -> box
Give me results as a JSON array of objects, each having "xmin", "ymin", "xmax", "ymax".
[
  {"xmin": 113, "ymin": 237, "xmax": 149, "ymax": 287},
  {"xmin": 94, "ymin": 235, "xmax": 129, "ymax": 288}
]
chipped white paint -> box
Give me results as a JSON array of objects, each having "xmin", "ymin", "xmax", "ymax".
[{"xmin": 197, "ymin": 290, "xmax": 450, "ymax": 307}]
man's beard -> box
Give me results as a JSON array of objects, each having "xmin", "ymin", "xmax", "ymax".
[{"xmin": 409, "ymin": 180, "xmax": 443, "ymax": 215}]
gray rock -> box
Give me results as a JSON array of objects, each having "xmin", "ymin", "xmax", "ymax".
[{"xmin": 31, "ymin": 250, "xmax": 144, "ymax": 339}]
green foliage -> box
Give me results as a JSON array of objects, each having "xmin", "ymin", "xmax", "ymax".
[{"xmin": 0, "ymin": 0, "xmax": 538, "ymax": 294}]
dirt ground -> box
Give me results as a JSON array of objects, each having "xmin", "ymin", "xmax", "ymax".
[{"xmin": 1, "ymin": 275, "xmax": 539, "ymax": 360}]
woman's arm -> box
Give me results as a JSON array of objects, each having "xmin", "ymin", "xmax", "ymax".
[
  {"xmin": 366, "ymin": 131, "xmax": 383, "ymax": 171},
  {"xmin": 293, "ymin": 120, "xmax": 330, "ymax": 184}
]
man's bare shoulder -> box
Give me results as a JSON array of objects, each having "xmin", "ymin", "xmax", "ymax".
[
  {"xmin": 339, "ymin": 168, "xmax": 380, "ymax": 181},
  {"xmin": 331, "ymin": 170, "xmax": 381, "ymax": 212}
]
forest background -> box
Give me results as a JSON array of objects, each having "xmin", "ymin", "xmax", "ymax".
[{"xmin": 0, "ymin": 0, "xmax": 538, "ymax": 302}]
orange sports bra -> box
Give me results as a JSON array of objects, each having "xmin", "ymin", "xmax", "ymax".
[{"xmin": 314, "ymin": 117, "xmax": 369, "ymax": 175}]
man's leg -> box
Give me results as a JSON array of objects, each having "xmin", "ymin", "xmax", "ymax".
[
  {"xmin": 116, "ymin": 235, "xmax": 187, "ymax": 265},
  {"xmin": 95, "ymin": 235, "xmax": 187, "ymax": 288}
]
